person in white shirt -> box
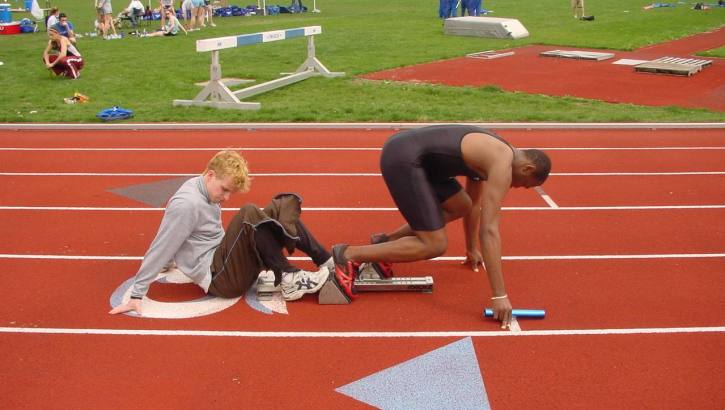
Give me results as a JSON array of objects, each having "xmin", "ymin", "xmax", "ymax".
[
  {"xmin": 46, "ymin": 7, "xmax": 59, "ymax": 30},
  {"xmin": 125, "ymin": 0, "xmax": 145, "ymax": 27}
]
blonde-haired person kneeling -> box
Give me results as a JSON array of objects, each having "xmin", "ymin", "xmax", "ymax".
[
  {"xmin": 42, "ymin": 28, "xmax": 84, "ymax": 79},
  {"xmin": 109, "ymin": 150, "xmax": 333, "ymax": 316}
]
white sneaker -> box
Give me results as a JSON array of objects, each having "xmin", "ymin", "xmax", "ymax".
[{"xmin": 281, "ymin": 267, "xmax": 330, "ymax": 301}]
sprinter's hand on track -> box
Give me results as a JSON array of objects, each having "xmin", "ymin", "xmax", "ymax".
[
  {"xmin": 462, "ymin": 250, "xmax": 484, "ymax": 272},
  {"xmin": 491, "ymin": 297, "xmax": 512, "ymax": 329},
  {"xmin": 109, "ymin": 299, "xmax": 142, "ymax": 315}
]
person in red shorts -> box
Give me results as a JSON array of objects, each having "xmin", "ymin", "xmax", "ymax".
[{"xmin": 42, "ymin": 27, "xmax": 84, "ymax": 79}]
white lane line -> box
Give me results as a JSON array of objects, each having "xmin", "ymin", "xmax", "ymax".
[
  {"xmin": 0, "ymin": 326, "xmax": 723, "ymax": 338},
  {"xmin": 535, "ymin": 186, "xmax": 559, "ymax": 208},
  {"xmin": 2, "ymin": 172, "xmax": 725, "ymax": 177},
  {"xmin": 1, "ymin": 147, "xmax": 724, "ymax": 151},
  {"xmin": 1, "ymin": 205, "xmax": 725, "ymax": 211},
  {"xmin": 1, "ymin": 253, "xmax": 723, "ymax": 261}
]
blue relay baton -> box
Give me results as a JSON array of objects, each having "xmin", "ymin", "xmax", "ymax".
[{"xmin": 484, "ymin": 308, "xmax": 546, "ymax": 319}]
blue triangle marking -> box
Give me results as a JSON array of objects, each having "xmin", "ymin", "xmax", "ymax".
[{"xmin": 336, "ymin": 337, "xmax": 490, "ymax": 409}]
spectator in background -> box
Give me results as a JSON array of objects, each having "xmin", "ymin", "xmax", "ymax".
[
  {"xmin": 189, "ymin": 0, "xmax": 205, "ymax": 30},
  {"xmin": 439, "ymin": 0, "xmax": 458, "ymax": 18},
  {"xmin": 46, "ymin": 7, "xmax": 59, "ymax": 30},
  {"xmin": 96, "ymin": 0, "xmax": 119, "ymax": 39},
  {"xmin": 462, "ymin": 0, "xmax": 483, "ymax": 16},
  {"xmin": 42, "ymin": 27, "xmax": 84, "ymax": 79},
  {"xmin": 141, "ymin": 7, "xmax": 187, "ymax": 36},
  {"xmin": 124, "ymin": 0, "xmax": 145, "ymax": 29},
  {"xmin": 203, "ymin": 0, "xmax": 216, "ymax": 27},
  {"xmin": 52, "ymin": 13, "xmax": 77, "ymax": 44},
  {"xmin": 159, "ymin": 0, "xmax": 175, "ymax": 30},
  {"xmin": 181, "ymin": 0, "xmax": 193, "ymax": 22}
]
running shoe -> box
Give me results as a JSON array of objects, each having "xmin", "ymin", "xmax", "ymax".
[
  {"xmin": 281, "ymin": 267, "xmax": 330, "ymax": 301},
  {"xmin": 331, "ymin": 244, "xmax": 357, "ymax": 298}
]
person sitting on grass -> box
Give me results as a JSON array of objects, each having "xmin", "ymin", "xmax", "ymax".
[
  {"xmin": 51, "ymin": 13, "xmax": 77, "ymax": 44},
  {"xmin": 46, "ymin": 7, "xmax": 60, "ymax": 30},
  {"xmin": 42, "ymin": 27, "xmax": 84, "ymax": 79},
  {"xmin": 109, "ymin": 150, "xmax": 333, "ymax": 316},
  {"xmin": 141, "ymin": 8, "xmax": 187, "ymax": 36}
]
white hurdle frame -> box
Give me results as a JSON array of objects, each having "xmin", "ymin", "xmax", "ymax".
[{"xmin": 173, "ymin": 26, "xmax": 344, "ymax": 110}]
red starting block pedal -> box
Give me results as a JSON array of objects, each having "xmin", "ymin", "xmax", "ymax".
[
  {"xmin": 358, "ymin": 262, "xmax": 394, "ymax": 280},
  {"xmin": 339, "ymin": 261, "xmax": 360, "ymax": 297},
  {"xmin": 371, "ymin": 261, "xmax": 394, "ymax": 278}
]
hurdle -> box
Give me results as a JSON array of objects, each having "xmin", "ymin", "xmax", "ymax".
[{"xmin": 173, "ymin": 26, "xmax": 344, "ymax": 110}]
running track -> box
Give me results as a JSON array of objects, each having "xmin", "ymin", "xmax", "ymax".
[{"xmin": 1, "ymin": 126, "xmax": 724, "ymax": 409}]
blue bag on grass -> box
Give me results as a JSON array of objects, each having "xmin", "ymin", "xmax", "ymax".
[{"xmin": 96, "ymin": 106, "xmax": 134, "ymax": 122}]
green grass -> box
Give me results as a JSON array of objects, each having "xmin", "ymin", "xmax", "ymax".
[
  {"xmin": 699, "ymin": 46, "xmax": 725, "ymax": 58},
  {"xmin": 1, "ymin": 0, "xmax": 723, "ymax": 123}
]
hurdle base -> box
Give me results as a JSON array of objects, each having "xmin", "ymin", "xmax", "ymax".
[
  {"xmin": 193, "ymin": 78, "xmax": 255, "ymax": 87},
  {"xmin": 172, "ymin": 99, "xmax": 262, "ymax": 110}
]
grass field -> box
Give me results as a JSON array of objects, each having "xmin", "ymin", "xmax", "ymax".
[{"xmin": 1, "ymin": 0, "xmax": 723, "ymax": 123}]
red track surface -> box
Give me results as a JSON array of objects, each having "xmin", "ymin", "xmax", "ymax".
[
  {"xmin": 1, "ymin": 128, "xmax": 724, "ymax": 408},
  {"xmin": 361, "ymin": 28, "xmax": 725, "ymax": 112}
]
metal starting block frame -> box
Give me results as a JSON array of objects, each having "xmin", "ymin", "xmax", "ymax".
[
  {"xmin": 173, "ymin": 26, "xmax": 344, "ymax": 110},
  {"xmin": 318, "ymin": 262, "xmax": 434, "ymax": 305},
  {"xmin": 255, "ymin": 264, "xmax": 434, "ymax": 304},
  {"xmin": 256, "ymin": 275, "xmax": 279, "ymax": 302}
]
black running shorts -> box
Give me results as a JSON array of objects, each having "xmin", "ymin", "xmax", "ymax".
[{"xmin": 380, "ymin": 136, "xmax": 463, "ymax": 232}]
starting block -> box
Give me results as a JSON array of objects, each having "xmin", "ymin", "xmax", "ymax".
[
  {"xmin": 256, "ymin": 274, "xmax": 279, "ymax": 302},
  {"xmin": 317, "ymin": 274, "xmax": 434, "ymax": 304},
  {"xmin": 256, "ymin": 263, "xmax": 434, "ymax": 304},
  {"xmin": 319, "ymin": 262, "xmax": 433, "ymax": 305}
]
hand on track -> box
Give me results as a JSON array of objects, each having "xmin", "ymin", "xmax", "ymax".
[
  {"xmin": 109, "ymin": 298, "xmax": 142, "ymax": 315},
  {"xmin": 491, "ymin": 297, "xmax": 512, "ymax": 329},
  {"xmin": 462, "ymin": 250, "xmax": 484, "ymax": 272}
]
